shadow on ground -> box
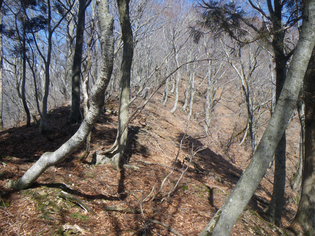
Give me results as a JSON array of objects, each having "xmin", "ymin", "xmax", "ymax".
[{"xmin": 176, "ymin": 132, "xmax": 273, "ymax": 216}]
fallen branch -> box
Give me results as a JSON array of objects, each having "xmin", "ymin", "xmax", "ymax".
[{"xmin": 59, "ymin": 191, "xmax": 96, "ymax": 215}]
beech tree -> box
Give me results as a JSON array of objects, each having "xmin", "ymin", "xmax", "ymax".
[
  {"xmin": 0, "ymin": 4, "xmax": 3, "ymax": 130},
  {"xmin": 10, "ymin": 0, "xmax": 115, "ymax": 190},
  {"xmin": 222, "ymin": 40, "xmax": 271, "ymax": 152},
  {"xmin": 67, "ymin": 0, "xmax": 91, "ymax": 124},
  {"xmin": 202, "ymin": 35, "xmax": 224, "ymax": 134},
  {"xmin": 199, "ymin": 0, "xmax": 315, "ymax": 234},
  {"xmin": 95, "ymin": 0, "xmax": 133, "ymax": 168},
  {"xmin": 289, "ymin": 48, "xmax": 315, "ymax": 235},
  {"xmin": 63, "ymin": 4, "xmax": 76, "ymax": 101}
]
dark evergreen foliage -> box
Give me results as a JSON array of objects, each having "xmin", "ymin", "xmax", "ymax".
[{"xmin": 191, "ymin": 0, "xmax": 303, "ymax": 44}]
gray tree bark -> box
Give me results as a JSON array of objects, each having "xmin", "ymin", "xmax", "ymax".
[
  {"xmin": 95, "ymin": 0, "xmax": 133, "ymax": 169},
  {"xmin": 10, "ymin": 0, "xmax": 114, "ymax": 190},
  {"xmin": 182, "ymin": 52, "xmax": 192, "ymax": 112},
  {"xmin": 289, "ymin": 47, "xmax": 315, "ymax": 235},
  {"xmin": 79, "ymin": 16, "xmax": 96, "ymax": 162},
  {"xmin": 64, "ymin": 9, "xmax": 76, "ymax": 100},
  {"xmin": 0, "ymin": 8, "xmax": 3, "ymax": 130},
  {"xmin": 39, "ymin": 0, "xmax": 53, "ymax": 133},
  {"xmin": 161, "ymin": 60, "xmax": 170, "ymax": 106},
  {"xmin": 226, "ymin": 45, "xmax": 260, "ymax": 152},
  {"xmin": 162, "ymin": 77, "xmax": 169, "ymax": 106},
  {"xmin": 67, "ymin": 0, "xmax": 90, "ymax": 124},
  {"xmin": 291, "ymin": 100, "xmax": 305, "ymax": 192},
  {"xmin": 204, "ymin": 60, "xmax": 223, "ymax": 135},
  {"xmin": 170, "ymin": 47, "xmax": 180, "ymax": 114},
  {"xmin": 265, "ymin": 0, "xmax": 290, "ymax": 224},
  {"xmin": 21, "ymin": 7, "xmax": 31, "ymax": 127},
  {"xmin": 200, "ymin": 0, "xmax": 315, "ymax": 234},
  {"xmin": 188, "ymin": 59, "xmax": 195, "ymax": 119}
]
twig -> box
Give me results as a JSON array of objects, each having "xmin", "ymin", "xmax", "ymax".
[
  {"xmin": 143, "ymin": 186, "xmax": 155, "ymax": 202},
  {"xmin": 137, "ymin": 160, "xmax": 178, "ymax": 170},
  {"xmin": 151, "ymin": 134, "xmax": 186, "ymax": 201},
  {"xmin": 148, "ymin": 219, "xmax": 184, "ymax": 236},
  {"xmin": 150, "ymin": 132, "xmax": 172, "ymax": 160},
  {"xmin": 165, "ymin": 164, "xmax": 189, "ymax": 198},
  {"xmin": 103, "ymin": 206, "xmax": 141, "ymax": 214}
]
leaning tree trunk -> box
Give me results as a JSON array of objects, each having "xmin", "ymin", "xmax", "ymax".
[
  {"xmin": 199, "ymin": 1, "xmax": 315, "ymax": 234},
  {"xmin": 95, "ymin": 0, "xmax": 133, "ymax": 169},
  {"xmin": 289, "ymin": 48, "xmax": 315, "ymax": 235},
  {"xmin": 67, "ymin": 0, "xmax": 89, "ymax": 124},
  {"xmin": 10, "ymin": 0, "xmax": 114, "ymax": 190}
]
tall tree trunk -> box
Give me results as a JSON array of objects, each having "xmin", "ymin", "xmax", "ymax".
[
  {"xmin": 80, "ymin": 17, "xmax": 95, "ymax": 162},
  {"xmin": 39, "ymin": 0, "xmax": 52, "ymax": 133},
  {"xmin": 291, "ymin": 100, "xmax": 305, "ymax": 192},
  {"xmin": 161, "ymin": 77, "xmax": 169, "ymax": 106},
  {"xmin": 64, "ymin": 11, "xmax": 76, "ymax": 101},
  {"xmin": 21, "ymin": 11, "xmax": 31, "ymax": 127},
  {"xmin": 266, "ymin": 46, "xmax": 287, "ymax": 226},
  {"xmin": 204, "ymin": 60, "xmax": 213, "ymax": 134},
  {"xmin": 95, "ymin": 0, "xmax": 133, "ymax": 169},
  {"xmin": 182, "ymin": 53, "xmax": 192, "ymax": 112},
  {"xmin": 68, "ymin": 0, "xmax": 89, "ymax": 124},
  {"xmin": 289, "ymin": 48, "xmax": 315, "ymax": 235},
  {"xmin": 0, "ymin": 8, "xmax": 3, "ymax": 130},
  {"xmin": 200, "ymin": 1, "xmax": 315, "ymax": 234},
  {"xmin": 161, "ymin": 62, "xmax": 170, "ymax": 106},
  {"xmin": 188, "ymin": 60, "xmax": 195, "ymax": 119},
  {"xmin": 10, "ymin": 0, "xmax": 114, "ymax": 190},
  {"xmin": 170, "ymin": 49, "xmax": 180, "ymax": 114},
  {"xmin": 265, "ymin": 0, "xmax": 290, "ymax": 225}
]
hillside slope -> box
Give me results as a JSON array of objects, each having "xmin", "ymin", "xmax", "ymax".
[{"xmin": 0, "ymin": 90, "xmax": 299, "ymax": 235}]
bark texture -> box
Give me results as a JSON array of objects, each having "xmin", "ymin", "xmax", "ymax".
[
  {"xmin": 200, "ymin": 0, "xmax": 315, "ymax": 234},
  {"xmin": 170, "ymin": 50, "xmax": 180, "ymax": 114},
  {"xmin": 21, "ymin": 9, "xmax": 31, "ymax": 127},
  {"xmin": 39, "ymin": 0, "xmax": 52, "ymax": 133},
  {"xmin": 290, "ymin": 48, "xmax": 315, "ymax": 235},
  {"xmin": 266, "ymin": 0, "xmax": 290, "ymax": 224},
  {"xmin": 95, "ymin": 0, "xmax": 133, "ymax": 168},
  {"xmin": 0, "ymin": 8, "xmax": 3, "ymax": 130},
  {"xmin": 68, "ymin": 0, "xmax": 88, "ymax": 124},
  {"xmin": 10, "ymin": 0, "xmax": 114, "ymax": 190}
]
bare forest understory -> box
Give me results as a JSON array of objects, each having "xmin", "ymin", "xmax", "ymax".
[{"xmin": 0, "ymin": 87, "xmax": 300, "ymax": 235}]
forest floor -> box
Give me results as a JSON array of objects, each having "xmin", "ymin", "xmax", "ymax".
[{"xmin": 0, "ymin": 88, "xmax": 300, "ymax": 235}]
